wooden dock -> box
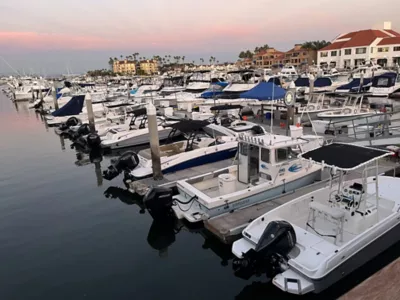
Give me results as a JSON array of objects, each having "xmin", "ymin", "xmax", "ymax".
[
  {"xmin": 126, "ymin": 159, "xmax": 234, "ymax": 195},
  {"xmin": 340, "ymin": 257, "xmax": 400, "ymax": 300}
]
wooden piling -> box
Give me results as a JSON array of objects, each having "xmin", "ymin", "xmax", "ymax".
[
  {"xmin": 52, "ymin": 82, "xmax": 59, "ymax": 110},
  {"xmin": 147, "ymin": 103, "xmax": 163, "ymax": 180},
  {"xmin": 85, "ymin": 93, "xmax": 96, "ymax": 133}
]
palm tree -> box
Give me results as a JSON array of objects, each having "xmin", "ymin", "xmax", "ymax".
[
  {"xmin": 301, "ymin": 40, "xmax": 331, "ymax": 51},
  {"xmin": 192, "ymin": 60, "xmax": 195, "ymax": 65},
  {"xmin": 120, "ymin": 55, "xmax": 123, "ymax": 60},
  {"xmin": 108, "ymin": 57, "xmax": 114, "ymax": 70},
  {"xmin": 200, "ymin": 58, "xmax": 204, "ymax": 64},
  {"xmin": 182, "ymin": 56, "xmax": 185, "ymax": 64}
]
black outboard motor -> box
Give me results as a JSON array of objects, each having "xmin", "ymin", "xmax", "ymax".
[
  {"xmin": 102, "ymin": 151, "xmax": 139, "ymax": 180},
  {"xmin": 69, "ymin": 123, "xmax": 91, "ymax": 140},
  {"xmin": 251, "ymin": 125, "xmax": 264, "ymax": 135},
  {"xmin": 87, "ymin": 133, "xmax": 101, "ymax": 148},
  {"xmin": 143, "ymin": 187, "xmax": 174, "ymax": 220},
  {"xmin": 233, "ymin": 220, "xmax": 296, "ymax": 280},
  {"xmin": 58, "ymin": 117, "xmax": 80, "ymax": 132}
]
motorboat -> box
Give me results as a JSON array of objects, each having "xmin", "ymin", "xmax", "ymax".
[
  {"xmin": 232, "ymin": 143, "xmax": 398, "ymax": 295},
  {"xmin": 279, "ymin": 65, "xmax": 298, "ymax": 79},
  {"xmin": 297, "ymin": 94, "xmax": 344, "ymax": 122},
  {"xmin": 351, "ymin": 60, "xmax": 386, "ymax": 79},
  {"xmin": 312, "ymin": 95, "xmax": 384, "ymax": 133},
  {"xmin": 103, "ymin": 119, "xmax": 269, "ymax": 181},
  {"xmin": 369, "ymin": 72, "xmax": 400, "ymax": 97},
  {"xmin": 141, "ymin": 126, "xmax": 324, "ymax": 223},
  {"xmin": 99, "ymin": 108, "xmax": 178, "ymax": 150}
]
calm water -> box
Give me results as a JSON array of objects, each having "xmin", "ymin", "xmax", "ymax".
[{"xmin": 0, "ymin": 91, "xmax": 399, "ymax": 300}]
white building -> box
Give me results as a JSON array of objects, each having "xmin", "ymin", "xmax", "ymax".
[{"xmin": 318, "ymin": 22, "xmax": 400, "ymax": 69}]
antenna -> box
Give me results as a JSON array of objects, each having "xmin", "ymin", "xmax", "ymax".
[{"xmin": 0, "ymin": 56, "xmax": 21, "ymax": 76}]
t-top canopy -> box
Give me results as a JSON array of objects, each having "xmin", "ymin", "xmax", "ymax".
[
  {"xmin": 170, "ymin": 119, "xmax": 210, "ymax": 133},
  {"xmin": 210, "ymin": 104, "xmax": 243, "ymax": 111},
  {"xmin": 300, "ymin": 143, "xmax": 391, "ymax": 171},
  {"xmin": 132, "ymin": 108, "xmax": 147, "ymax": 117}
]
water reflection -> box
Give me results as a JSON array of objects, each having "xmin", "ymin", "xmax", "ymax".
[{"xmin": 75, "ymin": 149, "xmax": 104, "ymax": 186}]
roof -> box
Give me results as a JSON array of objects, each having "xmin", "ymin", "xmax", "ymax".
[
  {"xmin": 170, "ymin": 120, "xmax": 210, "ymax": 132},
  {"xmin": 378, "ymin": 37, "xmax": 400, "ymax": 46},
  {"xmin": 385, "ymin": 29, "xmax": 400, "ymax": 37},
  {"xmin": 300, "ymin": 143, "xmax": 391, "ymax": 171},
  {"xmin": 320, "ymin": 29, "xmax": 400, "ymax": 51}
]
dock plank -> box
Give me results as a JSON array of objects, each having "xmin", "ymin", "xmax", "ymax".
[{"xmin": 340, "ymin": 257, "xmax": 400, "ymax": 300}]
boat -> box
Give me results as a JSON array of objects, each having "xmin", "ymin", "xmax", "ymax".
[
  {"xmin": 389, "ymin": 87, "xmax": 400, "ymax": 99},
  {"xmin": 312, "ymin": 95, "xmax": 384, "ymax": 133},
  {"xmin": 279, "ymin": 65, "xmax": 298, "ymax": 79},
  {"xmin": 102, "ymin": 119, "xmax": 265, "ymax": 181},
  {"xmin": 141, "ymin": 126, "xmax": 324, "ymax": 223},
  {"xmin": 99, "ymin": 108, "xmax": 178, "ymax": 150},
  {"xmin": 297, "ymin": 94, "xmax": 344, "ymax": 122},
  {"xmin": 351, "ymin": 60, "xmax": 386, "ymax": 79},
  {"xmin": 231, "ymin": 143, "xmax": 397, "ymax": 295},
  {"xmin": 369, "ymin": 72, "xmax": 400, "ymax": 97}
]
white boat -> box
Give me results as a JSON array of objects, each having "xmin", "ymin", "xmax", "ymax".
[
  {"xmin": 352, "ymin": 60, "xmax": 386, "ymax": 79},
  {"xmin": 142, "ymin": 126, "xmax": 324, "ymax": 222},
  {"xmin": 99, "ymin": 109, "xmax": 177, "ymax": 150},
  {"xmin": 279, "ymin": 65, "xmax": 298, "ymax": 79},
  {"xmin": 369, "ymin": 72, "xmax": 400, "ymax": 97},
  {"xmin": 312, "ymin": 95, "xmax": 384, "ymax": 132},
  {"xmin": 297, "ymin": 94, "xmax": 344, "ymax": 122},
  {"xmin": 103, "ymin": 119, "xmax": 267, "ymax": 181},
  {"xmin": 232, "ymin": 143, "xmax": 397, "ymax": 295}
]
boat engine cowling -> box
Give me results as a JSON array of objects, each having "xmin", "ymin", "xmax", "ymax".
[
  {"xmin": 233, "ymin": 220, "xmax": 296, "ymax": 280},
  {"xmin": 58, "ymin": 117, "xmax": 80, "ymax": 132},
  {"xmin": 87, "ymin": 133, "xmax": 101, "ymax": 148},
  {"xmin": 102, "ymin": 151, "xmax": 139, "ymax": 180},
  {"xmin": 143, "ymin": 187, "xmax": 174, "ymax": 220}
]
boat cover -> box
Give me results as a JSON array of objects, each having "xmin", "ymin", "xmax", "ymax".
[
  {"xmin": 295, "ymin": 77, "xmax": 310, "ymax": 87},
  {"xmin": 51, "ymin": 95, "xmax": 85, "ymax": 117},
  {"xmin": 300, "ymin": 143, "xmax": 391, "ymax": 170},
  {"xmin": 170, "ymin": 120, "xmax": 210, "ymax": 133},
  {"xmin": 240, "ymin": 82, "xmax": 285, "ymax": 100},
  {"xmin": 210, "ymin": 104, "xmax": 242, "ymax": 111},
  {"xmin": 268, "ymin": 77, "xmax": 282, "ymax": 86},
  {"xmin": 314, "ymin": 77, "xmax": 332, "ymax": 87},
  {"xmin": 372, "ymin": 72, "xmax": 398, "ymax": 88},
  {"xmin": 337, "ymin": 78, "xmax": 372, "ymax": 92}
]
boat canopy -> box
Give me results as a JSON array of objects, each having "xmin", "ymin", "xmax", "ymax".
[
  {"xmin": 337, "ymin": 78, "xmax": 372, "ymax": 92},
  {"xmin": 51, "ymin": 95, "xmax": 85, "ymax": 117},
  {"xmin": 170, "ymin": 120, "xmax": 210, "ymax": 133},
  {"xmin": 210, "ymin": 104, "xmax": 242, "ymax": 111},
  {"xmin": 240, "ymin": 82, "xmax": 285, "ymax": 100},
  {"xmin": 267, "ymin": 77, "xmax": 282, "ymax": 86},
  {"xmin": 300, "ymin": 143, "xmax": 391, "ymax": 171},
  {"xmin": 132, "ymin": 108, "xmax": 147, "ymax": 117},
  {"xmin": 372, "ymin": 72, "xmax": 398, "ymax": 88}
]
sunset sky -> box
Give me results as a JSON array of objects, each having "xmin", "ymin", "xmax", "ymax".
[{"xmin": 0, "ymin": 0, "xmax": 399, "ymax": 74}]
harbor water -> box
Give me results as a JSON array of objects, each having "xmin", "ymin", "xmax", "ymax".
[{"xmin": 1, "ymin": 92, "xmax": 400, "ymax": 300}]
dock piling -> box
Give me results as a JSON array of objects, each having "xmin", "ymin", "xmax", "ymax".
[
  {"xmin": 147, "ymin": 103, "xmax": 163, "ymax": 180},
  {"xmin": 52, "ymin": 82, "xmax": 59, "ymax": 110},
  {"xmin": 85, "ymin": 93, "xmax": 96, "ymax": 133}
]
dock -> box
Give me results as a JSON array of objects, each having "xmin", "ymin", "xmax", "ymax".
[
  {"xmin": 340, "ymin": 256, "xmax": 400, "ymax": 300},
  {"xmin": 126, "ymin": 159, "xmax": 234, "ymax": 195}
]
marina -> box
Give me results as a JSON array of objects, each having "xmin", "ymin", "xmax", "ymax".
[{"xmin": 2, "ymin": 13, "xmax": 400, "ymax": 300}]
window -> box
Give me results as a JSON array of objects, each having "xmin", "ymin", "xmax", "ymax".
[
  {"xmin": 344, "ymin": 49, "xmax": 351, "ymax": 55},
  {"xmin": 261, "ymin": 148, "xmax": 270, "ymax": 163},
  {"xmin": 394, "ymin": 46, "xmax": 400, "ymax": 52},
  {"xmin": 331, "ymin": 51, "xmax": 337, "ymax": 56},
  {"xmin": 356, "ymin": 47, "xmax": 367, "ymax": 54},
  {"xmin": 275, "ymin": 147, "xmax": 297, "ymax": 163},
  {"xmin": 320, "ymin": 52, "xmax": 328, "ymax": 57},
  {"xmin": 378, "ymin": 47, "xmax": 389, "ymax": 53},
  {"xmin": 239, "ymin": 143, "xmax": 248, "ymax": 156},
  {"xmin": 371, "ymin": 47, "xmax": 374, "ymax": 53}
]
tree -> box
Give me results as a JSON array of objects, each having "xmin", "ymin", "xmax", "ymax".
[
  {"xmin": 182, "ymin": 56, "xmax": 185, "ymax": 64},
  {"xmin": 200, "ymin": 58, "xmax": 204, "ymax": 64},
  {"xmin": 108, "ymin": 57, "xmax": 114, "ymax": 70},
  {"xmin": 120, "ymin": 55, "xmax": 123, "ymax": 60},
  {"xmin": 238, "ymin": 51, "xmax": 253, "ymax": 59},
  {"xmin": 254, "ymin": 44, "xmax": 269, "ymax": 53},
  {"xmin": 301, "ymin": 40, "xmax": 331, "ymax": 51}
]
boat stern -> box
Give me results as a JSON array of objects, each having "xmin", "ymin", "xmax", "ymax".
[{"xmin": 273, "ymin": 269, "xmax": 315, "ymax": 295}]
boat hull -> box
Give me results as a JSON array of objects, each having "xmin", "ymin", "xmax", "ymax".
[{"xmin": 173, "ymin": 170, "xmax": 321, "ymax": 223}]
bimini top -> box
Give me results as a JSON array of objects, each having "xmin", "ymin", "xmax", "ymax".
[
  {"xmin": 170, "ymin": 120, "xmax": 210, "ymax": 133},
  {"xmin": 132, "ymin": 108, "xmax": 147, "ymax": 117},
  {"xmin": 300, "ymin": 143, "xmax": 391, "ymax": 171},
  {"xmin": 210, "ymin": 104, "xmax": 243, "ymax": 111}
]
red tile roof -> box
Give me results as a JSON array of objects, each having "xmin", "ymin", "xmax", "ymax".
[
  {"xmin": 385, "ymin": 29, "xmax": 400, "ymax": 37},
  {"xmin": 320, "ymin": 29, "xmax": 397, "ymax": 51},
  {"xmin": 378, "ymin": 37, "xmax": 400, "ymax": 46}
]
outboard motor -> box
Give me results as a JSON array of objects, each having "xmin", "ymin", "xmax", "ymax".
[
  {"xmin": 102, "ymin": 151, "xmax": 139, "ymax": 180},
  {"xmin": 143, "ymin": 187, "xmax": 174, "ymax": 220},
  {"xmin": 233, "ymin": 221, "xmax": 296, "ymax": 280},
  {"xmin": 87, "ymin": 133, "xmax": 101, "ymax": 148},
  {"xmin": 59, "ymin": 117, "xmax": 80, "ymax": 132},
  {"xmin": 69, "ymin": 123, "xmax": 91, "ymax": 140}
]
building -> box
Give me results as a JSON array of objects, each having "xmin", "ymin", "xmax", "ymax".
[
  {"xmin": 249, "ymin": 45, "xmax": 316, "ymax": 69},
  {"xmin": 113, "ymin": 60, "xmax": 136, "ymax": 74},
  {"xmin": 318, "ymin": 22, "xmax": 400, "ymax": 69},
  {"xmin": 139, "ymin": 60, "xmax": 159, "ymax": 75}
]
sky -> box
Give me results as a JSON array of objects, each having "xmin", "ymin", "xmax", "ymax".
[{"xmin": 0, "ymin": 0, "xmax": 399, "ymax": 74}]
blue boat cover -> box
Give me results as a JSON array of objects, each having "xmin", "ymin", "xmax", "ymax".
[
  {"xmin": 240, "ymin": 82, "xmax": 286, "ymax": 100},
  {"xmin": 51, "ymin": 95, "xmax": 85, "ymax": 116},
  {"xmin": 201, "ymin": 84, "xmax": 225, "ymax": 98},
  {"xmin": 314, "ymin": 77, "xmax": 332, "ymax": 87},
  {"xmin": 372, "ymin": 72, "xmax": 398, "ymax": 88},
  {"xmin": 130, "ymin": 88, "xmax": 138, "ymax": 95},
  {"xmin": 337, "ymin": 78, "xmax": 372, "ymax": 91},
  {"xmin": 268, "ymin": 77, "xmax": 282, "ymax": 86},
  {"xmin": 295, "ymin": 77, "xmax": 310, "ymax": 87}
]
